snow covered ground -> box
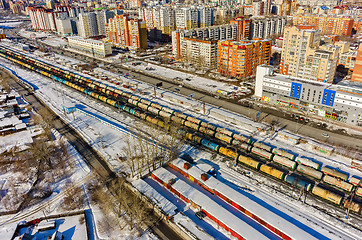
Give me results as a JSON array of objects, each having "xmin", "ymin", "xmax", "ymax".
[{"xmin": 124, "ymin": 61, "xmax": 245, "ymax": 95}]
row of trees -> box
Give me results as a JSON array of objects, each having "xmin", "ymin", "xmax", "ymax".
[{"xmin": 122, "ymin": 121, "xmax": 184, "ymax": 178}]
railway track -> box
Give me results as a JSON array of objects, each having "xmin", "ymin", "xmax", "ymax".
[{"xmin": 1, "ymin": 66, "xmax": 183, "ymax": 240}]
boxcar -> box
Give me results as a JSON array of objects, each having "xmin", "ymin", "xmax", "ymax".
[{"xmin": 349, "ymin": 177, "xmax": 362, "ymax": 187}]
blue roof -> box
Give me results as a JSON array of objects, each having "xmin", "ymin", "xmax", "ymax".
[{"xmin": 320, "ymin": 6, "xmax": 329, "ymax": 10}]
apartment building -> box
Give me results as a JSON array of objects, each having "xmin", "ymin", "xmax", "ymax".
[
  {"xmin": 293, "ymin": 15, "xmax": 354, "ymax": 36},
  {"xmin": 172, "ymin": 24, "xmax": 237, "ymax": 57},
  {"xmin": 217, "ymin": 39, "xmax": 271, "ymax": 79},
  {"xmin": 255, "ymin": 65, "xmax": 362, "ymax": 126},
  {"xmin": 352, "ymin": 44, "xmax": 362, "ymax": 83},
  {"xmin": 78, "ymin": 12, "xmax": 98, "ymax": 38},
  {"xmin": 184, "ymin": 37, "xmax": 218, "ymax": 67},
  {"xmin": 107, "ymin": 14, "xmax": 147, "ymax": 49},
  {"xmin": 250, "ymin": 16, "xmax": 287, "ymax": 39},
  {"xmin": 55, "ymin": 17, "xmax": 73, "ymax": 35},
  {"xmin": 252, "ymin": 0, "xmax": 264, "ymax": 16},
  {"xmin": 139, "ymin": 6, "xmax": 175, "ymax": 35},
  {"xmin": 230, "ymin": 17, "xmax": 251, "ymax": 41},
  {"xmin": 175, "ymin": 7, "xmax": 199, "ymax": 30},
  {"xmin": 68, "ymin": 36, "xmax": 112, "ymax": 57},
  {"xmin": 280, "ymin": 25, "xmax": 339, "ymax": 83},
  {"xmin": 28, "ymin": 6, "xmax": 68, "ymax": 31},
  {"xmin": 96, "ymin": 10, "xmax": 115, "ymax": 36},
  {"xmin": 199, "ymin": 6, "xmax": 214, "ymax": 28}
]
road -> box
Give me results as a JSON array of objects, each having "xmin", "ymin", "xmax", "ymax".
[{"xmin": 3, "ymin": 68, "xmax": 183, "ymax": 240}]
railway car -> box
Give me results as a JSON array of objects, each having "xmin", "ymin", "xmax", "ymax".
[
  {"xmin": 215, "ymin": 132, "xmax": 233, "ymax": 145},
  {"xmin": 186, "ymin": 116, "xmax": 202, "ymax": 125},
  {"xmin": 253, "ymin": 142, "xmax": 273, "ymax": 152},
  {"xmin": 185, "ymin": 132, "xmax": 202, "ymax": 144},
  {"xmin": 259, "ymin": 165, "xmax": 285, "ymax": 180},
  {"xmin": 148, "ymin": 106, "xmax": 160, "ymax": 115},
  {"xmin": 198, "ymin": 126, "xmax": 216, "ymax": 136},
  {"xmin": 170, "ymin": 115, "xmax": 186, "ymax": 125},
  {"xmin": 161, "ymin": 107, "xmax": 175, "ymax": 116},
  {"xmin": 312, "ymin": 186, "xmax": 343, "ymax": 205},
  {"xmin": 145, "ymin": 115, "xmax": 159, "ymax": 125},
  {"xmin": 273, "ymin": 155, "xmax": 297, "ymax": 170},
  {"xmin": 184, "ymin": 121, "xmax": 200, "ymax": 131},
  {"xmin": 343, "ymin": 200, "xmax": 361, "ymax": 213},
  {"xmin": 159, "ymin": 110, "xmax": 173, "ymax": 119},
  {"xmin": 321, "ymin": 167, "xmax": 348, "ymax": 181},
  {"xmin": 238, "ymin": 155, "xmax": 261, "ymax": 170},
  {"xmin": 201, "ymin": 139, "xmax": 220, "ymax": 152},
  {"xmin": 356, "ymin": 187, "xmax": 362, "ymax": 198},
  {"xmin": 151, "ymin": 102, "xmax": 163, "ymax": 110},
  {"xmin": 284, "ymin": 175, "xmax": 312, "ymax": 191},
  {"xmin": 174, "ymin": 112, "xmax": 188, "ymax": 120},
  {"xmin": 218, "ymin": 147, "xmax": 237, "ymax": 159},
  {"xmin": 238, "ymin": 142, "xmax": 252, "ymax": 152},
  {"xmin": 323, "ymin": 175, "xmax": 353, "ymax": 192},
  {"xmin": 233, "ymin": 134, "xmax": 251, "ymax": 144},
  {"xmin": 137, "ymin": 102, "xmax": 149, "ymax": 110},
  {"xmin": 349, "ymin": 177, "xmax": 362, "ymax": 187},
  {"xmin": 296, "ymin": 165, "xmax": 323, "ymax": 180},
  {"xmin": 272, "ymin": 148, "xmax": 295, "ymax": 160},
  {"xmin": 200, "ymin": 122, "xmax": 217, "ymax": 131},
  {"xmin": 215, "ymin": 127, "xmax": 234, "ymax": 137},
  {"xmin": 295, "ymin": 157, "xmax": 320, "ymax": 170},
  {"xmin": 251, "ymin": 147, "xmax": 273, "ymax": 160}
]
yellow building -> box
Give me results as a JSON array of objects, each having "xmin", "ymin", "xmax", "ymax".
[{"xmin": 280, "ymin": 25, "xmax": 339, "ymax": 83}]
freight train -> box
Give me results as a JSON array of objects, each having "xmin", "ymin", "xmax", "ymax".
[{"xmin": 0, "ymin": 45, "xmax": 361, "ymax": 214}]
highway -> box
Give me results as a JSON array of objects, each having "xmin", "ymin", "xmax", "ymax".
[{"xmin": 2, "ymin": 67, "xmax": 183, "ymax": 240}]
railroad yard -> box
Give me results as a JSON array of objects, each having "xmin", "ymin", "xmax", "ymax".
[{"xmin": 0, "ymin": 41, "xmax": 362, "ymax": 240}]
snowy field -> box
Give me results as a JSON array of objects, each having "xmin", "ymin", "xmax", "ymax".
[
  {"xmin": 0, "ymin": 48, "xmax": 362, "ymax": 239},
  {"xmin": 124, "ymin": 61, "xmax": 243, "ymax": 94}
]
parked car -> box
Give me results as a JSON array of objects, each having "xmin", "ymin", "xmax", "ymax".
[{"xmin": 195, "ymin": 211, "xmax": 206, "ymax": 220}]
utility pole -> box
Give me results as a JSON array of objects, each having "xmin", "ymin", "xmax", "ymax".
[{"xmin": 203, "ymin": 102, "xmax": 206, "ymax": 115}]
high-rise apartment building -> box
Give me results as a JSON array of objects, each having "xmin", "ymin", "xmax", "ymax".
[
  {"xmin": 175, "ymin": 7, "xmax": 199, "ymax": 30},
  {"xmin": 293, "ymin": 15, "xmax": 354, "ymax": 36},
  {"xmin": 280, "ymin": 25, "xmax": 340, "ymax": 83},
  {"xmin": 183, "ymin": 37, "xmax": 218, "ymax": 67},
  {"xmin": 172, "ymin": 24, "xmax": 237, "ymax": 57},
  {"xmin": 28, "ymin": 6, "xmax": 68, "ymax": 31},
  {"xmin": 77, "ymin": 12, "xmax": 98, "ymax": 38},
  {"xmin": 217, "ymin": 39, "xmax": 271, "ymax": 78},
  {"xmin": 96, "ymin": 10, "xmax": 115, "ymax": 36},
  {"xmin": 252, "ymin": 0, "xmax": 264, "ymax": 16},
  {"xmin": 199, "ymin": 6, "xmax": 214, "ymax": 28},
  {"xmin": 230, "ymin": 17, "xmax": 251, "ymax": 41},
  {"xmin": 351, "ymin": 44, "xmax": 362, "ymax": 83},
  {"xmin": 250, "ymin": 16, "xmax": 287, "ymax": 39},
  {"xmin": 107, "ymin": 14, "xmax": 147, "ymax": 49},
  {"xmin": 139, "ymin": 6, "xmax": 175, "ymax": 35}
]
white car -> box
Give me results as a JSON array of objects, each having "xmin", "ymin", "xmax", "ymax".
[{"xmin": 321, "ymin": 133, "xmax": 329, "ymax": 138}]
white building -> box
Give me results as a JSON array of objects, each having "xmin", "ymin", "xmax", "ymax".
[
  {"xmin": 55, "ymin": 17, "xmax": 73, "ymax": 35},
  {"xmin": 255, "ymin": 65, "xmax": 362, "ymax": 126},
  {"xmin": 68, "ymin": 36, "xmax": 112, "ymax": 57},
  {"xmin": 250, "ymin": 16, "xmax": 287, "ymax": 39}
]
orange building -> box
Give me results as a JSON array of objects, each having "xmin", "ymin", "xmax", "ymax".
[
  {"xmin": 217, "ymin": 39, "xmax": 271, "ymax": 79},
  {"xmin": 293, "ymin": 15, "xmax": 354, "ymax": 36},
  {"xmin": 351, "ymin": 44, "xmax": 362, "ymax": 83},
  {"xmin": 107, "ymin": 14, "xmax": 147, "ymax": 50},
  {"xmin": 230, "ymin": 17, "xmax": 251, "ymax": 41}
]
